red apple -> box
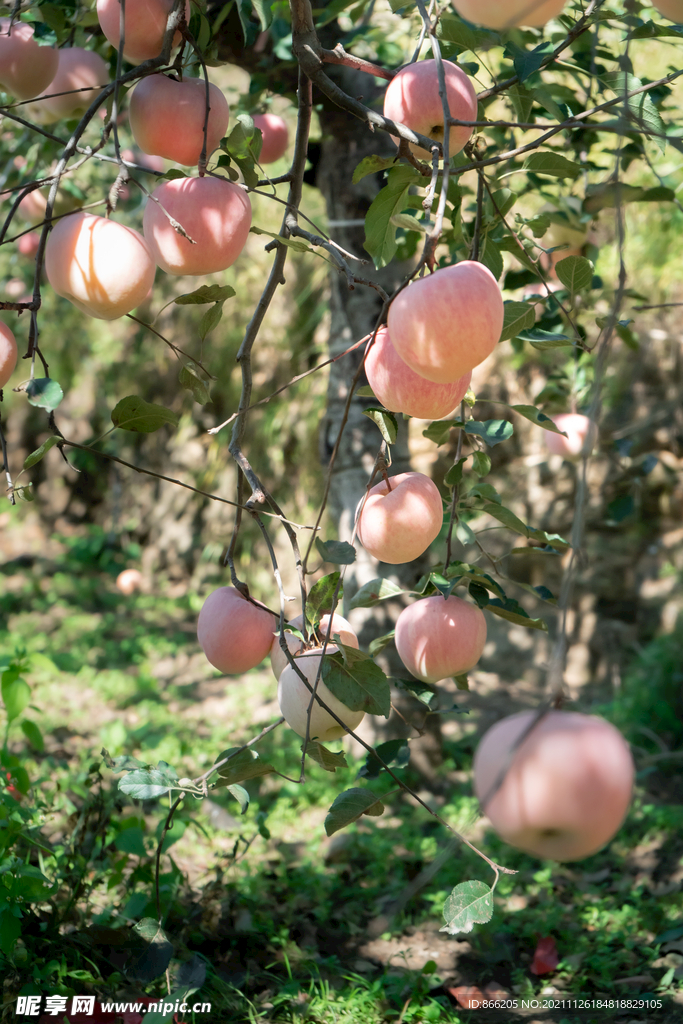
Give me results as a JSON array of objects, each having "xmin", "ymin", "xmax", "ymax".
[
  {"xmin": 0, "ymin": 18, "xmax": 58, "ymax": 100},
  {"xmin": 143, "ymin": 176, "xmax": 252, "ymax": 276},
  {"xmin": 383, "ymin": 59, "xmax": 477, "ymax": 158},
  {"xmin": 17, "ymin": 232, "xmax": 40, "ymax": 258},
  {"xmin": 197, "ymin": 586, "xmax": 277, "ymax": 675},
  {"xmin": 253, "ymin": 113, "xmax": 289, "ymax": 164},
  {"xmin": 129, "ymin": 75, "xmax": 229, "ymax": 167},
  {"xmin": 356, "ymin": 471, "xmax": 443, "ymax": 564},
  {"xmin": 545, "ymin": 413, "xmax": 598, "ymax": 460},
  {"xmin": 277, "ymin": 646, "xmax": 365, "ymax": 742},
  {"xmin": 387, "ymin": 261, "xmax": 504, "ymax": 383},
  {"xmin": 26, "ymin": 47, "xmax": 109, "ymax": 122},
  {"xmin": 474, "ymin": 710, "xmax": 634, "ymax": 861},
  {"xmin": 270, "ymin": 612, "xmax": 358, "ymax": 680},
  {"xmin": 395, "ymin": 594, "xmax": 487, "ymax": 682},
  {"xmin": 452, "ymin": 0, "xmax": 567, "ymax": 28},
  {"xmin": 0, "ymin": 322, "xmax": 18, "ymax": 389},
  {"xmin": 96, "ymin": 0, "xmax": 191, "ymax": 63},
  {"xmin": 365, "ymin": 326, "xmax": 472, "ymax": 420}
]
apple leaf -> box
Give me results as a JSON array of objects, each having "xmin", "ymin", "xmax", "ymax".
[
  {"xmin": 322, "ymin": 653, "xmax": 391, "ymax": 717},
  {"xmin": 500, "ymin": 301, "xmax": 536, "ymax": 342},
  {"xmin": 368, "ymin": 629, "xmax": 395, "ymax": 656},
  {"xmin": 315, "ymin": 538, "xmax": 357, "ymax": 564},
  {"xmin": 226, "ymin": 783, "xmax": 249, "ymax": 814},
  {"xmin": 111, "ymin": 396, "xmax": 178, "ymax": 433},
  {"xmin": 364, "ymin": 164, "xmax": 422, "ymax": 269},
  {"xmin": 304, "ymin": 742, "xmax": 348, "ymax": 772},
  {"xmin": 25, "ymin": 377, "xmax": 63, "ymax": 412},
  {"xmin": 465, "ymin": 419, "xmax": 514, "ymax": 447},
  {"xmin": 363, "ymin": 407, "xmax": 398, "ymax": 445},
  {"xmin": 1, "ymin": 674, "xmax": 30, "ymax": 723},
  {"xmin": 174, "ymin": 284, "xmax": 235, "ymax": 305},
  {"xmin": 305, "ymin": 572, "xmax": 342, "ymax": 630},
  {"xmin": 23, "ymin": 435, "xmax": 61, "ymax": 469},
  {"xmin": 440, "ymin": 880, "xmax": 494, "ymax": 935},
  {"xmin": 487, "ymin": 596, "xmax": 548, "ymax": 631},
  {"xmin": 554, "ymin": 255, "xmax": 593, "ymax": 296},
  {"xmin": 357, "ymin": 738, "xmax": 410, "ymax": 778},
  {"xmin": 523, "ymin": 151, "xmax": 582, "ymax": 180},
  {"xmin": 349, "ymin": 577, "xmax": 405, "ymax": 610},
  {"xmin": 510, "ymin": 404, "xmax": 565, "ymax": 433},
  {"xmin": 394, "ymin": 677, "xmax": 438, "ymax": 707},
  {"xmin": 118, "ymin": 769, "xmax": 174, "ymax": 801},
  {"xmin": 423, "ymin": 420, "xmax": 456, "ymax": 445},
  {"xmin": 179, "ymin": 365, "xmax": 211, "ymax": 405},
  {"xmin": 324, "ymin": 787, "xmax": 384, "ymax": 836},
  {"xmin": 212, "ymin": 747, "xmax": 276, "ymax": 786}
]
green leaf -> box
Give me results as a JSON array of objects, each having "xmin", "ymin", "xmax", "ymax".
[
  {"xmin": 517, "ymin": 328, "xmax": 573, "ymax": 350},
  {"xmin": 438, "ymin": 13, "xmax": 498, "ymax": 50},
  {"xmin": 352, "ymin": 154, "xmax": 397, "ymax": 184},
  {"xmin": 510, "ymin": 404, "xmax": 565, "ymax": 433},
  {"xmin": 227, "ymin": 783, "xmax": 250, "ymax": 814},
  {"xmin": 601, "ymin": 71, "xmax": 666, "ymax": 151},
  {"xmin": 174, "ymin": 284, "xmax": 235, "ymax": 305},
  {"xmin": 102, "ymin": 750, "xmax": 148, "ymax": 772},
  {"xmin": 304, "ymin": 742, "xmax": 348, "ymax": 772},
  {"xmin": 505, "ymin": 39, "xmax": 553, "ymax": 83},
  {"xmin": 111, "ymin": 396, "xmax": 179, "ymax": 433},
  {"xmin": 212, "ymin": 747, "xmax": 275, "ymax": 786},
  {"xmin": 1, "ymin": 674, "xmax": 30, "ymax": 724},
  {"xmin": 440, "ymin": 880, "xmax": 494, "ymax": 935},
  {"xmin": 422, "ymin": 420, "xmax": 455, "ymax": 445},
  {"xmin": 322, "ymin": 653, "xmax": 391, "ymax": 717},
  {"xmin": 465, "ymin": 419, "xmax": 513, "ymax": 447},
  {"xmin": 472, "ymin": 451, "xmax": 491, "ymax": 476},
  {"xmin": 25, "ymin": 377, "xmax": 64, "ymax": 412},
  {"xmin": 127, "ymin": 918, "xmax": 174, "ymax": 983},
  {"xmin": 220, "ymin": 116, "xmax": 262, "ymax": 186},
  {"xmin": 478, "ymin": 236, "xmax": 504, "ymax": 281},
  {"xmin": 20, "ymin": 719, "xmax": 44, "ymax": 752},
  {"xmin": 482, "ymin": 501, "xmax": 528, "ymax": 536},
  {"xmin": 179, "ymin": 365, "xmax": 210, "ymax": 405},
  {"xmin": 554, "ymin": 255, "xmax": 593, "ymax": 296},
  {"xmin": 23, "ymin": 435, "xmax": 60, "ymax": 469},
  {"xmin": 368, "ymin": 630, "xmax": 395, "ymax": 657},
  {"xmin": 349, "ymin": 577, "xmax": 405, "ymax": 610},
  {"xmin": 444, "ymin": 457, "xmax": 467, "ymax": 488},
  {"xmin": 324, "ymin": 787, "xmax": 384, "ymax": 836},
  {"xmin": 0, "ymin": 912, "xmax": 21, "ymax": 955},
  {"xmin": 394, "ymin": 677, "xmax": 437, "ymax": 707},
  {"xmin": 315, "ymin": 538, "xmax": 357, "ymax": 564},
  {"xmin": 306, "ymin": 573, "xmax": 342, "ymax": 630},
  {"xmin": 508, "ymin": 82, "xmax": 535, "ymax": 123},
  {"xmin": 363, "ymin": 407, "xmax": 398, "ymax": 444},
  {"xmin": 114, "ymin": 825, "xmax": 148, "ymax": 858},
  {"xmin": 162, "ymin": 168, "xmax": 188, "ymax": 180},
  {"xmin": 364, "ymin": 164, "xmax": 421, "ymax": 269},
  {"xmin": 523, "ymin": 152, "xmax": 581, "ymax": 180},
  {"xmin": 487, "ymin": 596, "xmax": 548, "ymax": 630},
  {"xmin": 118, "ymin": 769, "xmax": 173, "ymax": 800},
  {"xmin": 356, "ymin": 385, "xmax": 376, "ymax": 398},
  {"xmin": 251, "ymin": 0, "xmax": 273, "ymax": 30},
  {"xmin": 357, "ymin": 739, "xmax": 410, "ymax": 778},
  {"xmin": 198, "ymin": 301, "xmax": 223, "ymax": 341},
  {"xmin": 500, "ymin": 302, "xmax": 536, "ymax": 342}
]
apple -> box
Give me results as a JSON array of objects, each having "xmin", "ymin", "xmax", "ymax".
[
  {"xmin": 129, "ymin": 75, "xmax": 230, "ymax": 167},
  {"xmin": 395, "ymin": 594, "xmax": 487, "ymax": 682},
  {"xmin": 45, "ymin": 212, "xmax": 156, "ymax": 320},
  {"xmin": 0, "ymin": 322, "xmax": 18, "ymax": 389},
  {"xmin": 197, "ymin": 586, "xmax": 277, "ymax": 675},
  {"xmin": 96, "ymin": 0, "xmax": 191, "ymax": 63},
  {"xmin": 270, "ymin": 612, "xmax": 358, "ymax": 680},
  {"xmin": 356, "ymin": 471, "xmax": 443, "ymax": 564},
  {"xmin": 387, "ymin": 261, "xmax": 504, "ymax": 384},
  {"xmin": 545, "ymin": 413, "xmax": 598, "ymax": 460},
  {"xmin": 143, "ymin": 176, "xmax": 252, "ymax": 276},
  {"xmin": 25, "ymin": 47, "xmax": 109, "ymax": 123},
  {"xmin": 653, "ymin": 0, "xmax": 683, "ymax": 21},
  {"xmin": 252, "ymin": 113, "xmax": 289, "ymax": 164},
  {"xmin": 383, "ymin": 58, "xmax": 478, "ymax": 158},
  {"xmin": 473, "ymin": 710, "xmax": 634, "ymax": 861},
  {"xmin": 116, "ymin": 569, "xmax": 143, "ymax": 594},
  {"xmin": 277, "ymin": 647, "xmax": 365, "ymax": 742},
  {"xmin": 0, "ymin": 18, "xmax": 59, "ymax": 100},
  {"xmin": 452, "ymin": 0, "xmax": 567, "ymax": 28},
  {"xmin": 18, "ymin": 186, "xmax": 83, "ymax": 226},
  {"xmin": 17, "ymin": 232, "xmax": 40, "ymax": 258},
  {"xmin": 365, "ymin": 326, "xmax": 472, "ymax": 420}
]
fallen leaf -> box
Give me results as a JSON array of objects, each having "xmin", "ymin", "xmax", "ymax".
[
  {"xmin": 448, "ymin": 984, "xmax": 485, "ymax": 1009},
  {"xmin": 530, "ymin": 936, "xmax": 559, "ymax": 975}
]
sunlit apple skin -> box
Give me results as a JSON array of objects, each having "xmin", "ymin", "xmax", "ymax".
[
  {"xmin": 474, "ymin": 710, "xmax": 634, "ymax": 861},
  {"xmin": 143, "ymin": 176, "xmax": 252, "ymax": 276},
  {"xmin": 270, "ymin": 612, "xmax": 358, "ymax": 680},
  {"xmin": 25, "ymin": 47, "xmax": 109, "ymax": 123},
  {"xmin": 365, "ymin": 327, "xmax": 472, "ymax": 420},
  {"xmin": 0, "ymin": 322, "xmax": 18, "ymax": 389},
  {"xmin": 545, "ymin": 413, "xmax": 598, "ymax": 459},
  {"xmin": 278, "ymin": 647, "xmax": 365, "ymax": 743},
  {"xmin": 197, "ymin": 586, "xmax": 277, "ymax": 675},
  {"xmin": 395, "ymin": 594, "xmax": 487, "ymax": 682},
  {"xmin": 0, "ymin": 19, "xmax": 59, "ymax": 100},
  {"xmin": 116, "ymin": 568, "xmax": 143, "ymax": 594},
  {"xmin": 383, "ymin": 59, "xmax": 478, "ymax": 158},
  {"xmin": 356, "ymin": 471, "xmax": 443, "ymax": 565},
  {"xmin": 96, "ymin": 0, "xmax": 191, "ymax": 62},
  {"xmin": 387, "ymin": 261, "xmax": 504, "ymax": 384},
  {"xmin": 45, "ymin": 212, "xmax": 156, "ymax": 320},
  {"xmin": 18, "ymin": 187, "xmax": 83, "ymax": 226},
  {"xmin": 452, "ymin": 0, "xmax": 566, "ymax": 28},
  {"xmin": 653, "ymin": 0, "xmax": 683, "ymax": 21},
  {"xmin": 253, "ymin": 113, "xmax": 289, "ymax": 163},
  {"xmin": 129, "ymin": 75, "xmax": 229, "ymax": 167}
]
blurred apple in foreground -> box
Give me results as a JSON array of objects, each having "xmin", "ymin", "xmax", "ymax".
[
  {"xmin": 545, "ymin": 413, "xmax": 598, "ymax": 460},
  {"xmin": 116, "ymin": 569, "xmax": 143, "ymax": 595}
]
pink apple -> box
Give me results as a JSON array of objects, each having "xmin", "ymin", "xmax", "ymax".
[
  {"xmin": 356, "ymin": 471, "xmax": 443, "ymax": 564},
  {"xmin": 96, "ymin": 0, "xmax": 191, "ymax": 63},
  {"xmin": 0, "ymin": 322, "xmax": 18, "ymax": 389},
  {"xmin": 395, "ymin": 594, "xmax": 487, "ymax": 682},
  {"xmin": 382, "ymin": 58, "xmax": 477, "ymax": 158},
  {"xmin": 116, "ymin": 569, "xmax": 143, "ymax": 594},
  {"xmin": 270, "ymin": 612, "xmax": 358, "ymax": 680},
  {"xmin": 129, "ymin": 75, "xmax": 229, "ymax": 167},
  {"xmin": 474, "ymin": 710, "xmax": 634, "ymax": 861},
  {"xmin": 0, "ymin": 18, "xmax": 58, "ymax": 100},
  {"xmin": 387, "ymin": 261, "xmax": 504, "ymax": 383},
  {"xmin": 365, "ymin": 326, "xmax": 472, "ymax": 420},
  {"xmin": 545, "ymin": 413, "xmax": 598, "ymax": 459},
  {"xmin": 452, "ymin": 0, "xmax": 567, "ymax": 29},
  {"xmin": 143, "ymin": 176, "xmax": 252, "ymax": 276},
  {"xmin": 653, "ymin": 0, "xmax": 683, "ymax": 20},
  {"xmin": 253, "ymin": 113, "xmax": 289, "ymax": 164},
  {"xmin": 26, "ymin": 47, "xmax": 109, "ymax": 122},
  {"xmin": 277, "ymin": 647, "xmax": 365, "ymax": 742},
  {"xmin": 197, "ymin": 586, "xmax": 277, "ymax": 675},
  {"xmin": 17, "ymin": 232, "xmax": 40, "ymax": 258}
]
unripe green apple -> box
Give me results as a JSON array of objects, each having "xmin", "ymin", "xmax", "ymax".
[
  {"xmin": 278, "ymin": 647, "xmax": 365, "ymax": 742},
  {"xmin": 270, "ymin": 612, "xmax": 358, "ymax": 680},
  {"xmin": 474, "ymin": 710, "xmax": 634, "ymax": 861},
  {"xmin": 383, "ymin": 58, "xmax": 477, "ymax": 158},
  {"xmin": 356, "ymin": 471, "xmax": 443, "ymax": 564},
  {"xmin": 197, "ymin": 586, "xmax": 277, "ymax": 675},
  {"xmin": 452, "ymin": 0, "xmax": 566, "ymax": 28},
  {"xmin": 395, "ymin": 594, "xmax": 487, "ymax": 682}
]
